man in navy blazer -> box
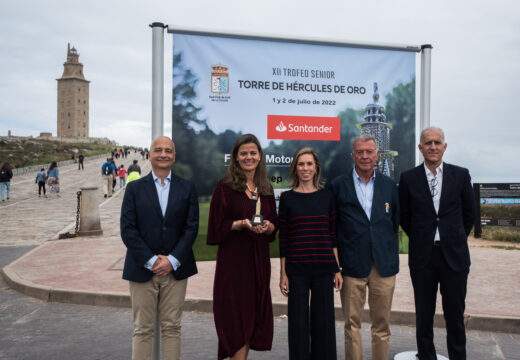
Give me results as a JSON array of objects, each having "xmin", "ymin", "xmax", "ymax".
[
  {"xmin": 399, "ymin": 127, "xmax": 475, "ymax": 360},
  {"xmin": 121, "ymin": 136, "xmax": 199, "ymax": 360},
  {"xmin": 331, "ymin": 134, "xmax": 399, "ymax": 360}
]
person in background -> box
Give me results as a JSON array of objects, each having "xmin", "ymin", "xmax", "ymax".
[
  {"xmin": 330, "ymin": 134, "xmax": 400, "ymax": 360},
  {"xmin": 110, "ymin": 158, "xmax": 118, "ymax": 193},
  {"xmin": 46, "ymin": 161, "xmax": 60, "ymax": 197},
  {"xmin": 278, "ymin": 146, "xmax": 342, "ymax": 360},
  {"xmin": 0, "ymin": 162, "xmax": 14, "ymax": 202},
  {"xmin": 78, "ymin": 154, "xmax": 84, "ymax": 170},
  {"xmin": 207, "ymin": 134, "xmax": 277, "ymax": 360},
  {"xmin": 128, "ymin": 159, "xmax": 141, "ymax": 175},
  {"xmin": 35, "ymin": 168, "xmax": 47, "ymax": 198},
  {"xmin": 118, "ymin": 164, "xmax": 127, "ymax": 188},
  {"xmin": 101, "ymin": 158, "xmax": 116, "ymax": 198}
]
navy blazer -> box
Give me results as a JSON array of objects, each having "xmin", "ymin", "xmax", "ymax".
[
  {"xmin": 120, "ymin": 172, "xmax": 199, "ymax": 282},
  {"xmin": 398, "ymin": 163, "xmax": 475, "ymax": 272},
  {"xmin": 330, "ymin": 170, "xmax": 400, "ymax": 278}
]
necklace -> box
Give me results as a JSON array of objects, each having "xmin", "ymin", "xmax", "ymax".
[{"xmin": 246, "ymin": 183, "xmax": 258, "ymax": 199}]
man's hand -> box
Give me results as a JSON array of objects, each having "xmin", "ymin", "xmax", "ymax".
[{"xmin": 151, "ymin": 255, "xmax": 173, "ymax": 277}]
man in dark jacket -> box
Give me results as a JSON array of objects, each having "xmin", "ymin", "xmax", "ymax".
[
  {"xmin": 399, "ymin": 127, "xmax": 475, "ymax": 360},
  {"xmin": 121, "ymin": 136, "xmax": 199, "ymax": 359},
  {"xmin": 330, "ymin": 134, "xmax": 399, "ymax": 360}
]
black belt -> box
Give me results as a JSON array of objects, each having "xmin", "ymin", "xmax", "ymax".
[{"xmin": 433, "ymin": 241, "xmax": 441, "ymax": 247}]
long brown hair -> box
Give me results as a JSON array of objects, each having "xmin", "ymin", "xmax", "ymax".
[
  {"xmin": 224, "ymin": 134, "xmax": 273, "ymax": 195},
  {"xmin": 289, "ymin": 147, "xmax": 325, "ymax": 190}
]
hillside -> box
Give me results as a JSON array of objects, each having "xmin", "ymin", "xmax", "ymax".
[{"xmin": 0, "ymin": 138, "xmax": 116, "ymax": 168}]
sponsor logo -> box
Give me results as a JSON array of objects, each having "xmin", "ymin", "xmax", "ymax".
[
  {"xmin": 211, "ymin": 64, "xmax": 229, "ymax": 94},
  {"xmin": 267, "ymin": 115, "xmax": 341, "ymax": 141},
  {"xmin": 275, "ymin": 121, "xmax": 287, "ymax": 132}
]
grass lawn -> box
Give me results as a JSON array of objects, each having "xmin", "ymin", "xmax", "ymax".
[{"xmin": 193, "ymin": 201, "xmax": 407, "ymax": 261}]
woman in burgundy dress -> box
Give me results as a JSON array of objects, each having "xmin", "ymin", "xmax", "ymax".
[{"xmin": 207, "ymin": 134, "xmax": 277, "ymax": 360}]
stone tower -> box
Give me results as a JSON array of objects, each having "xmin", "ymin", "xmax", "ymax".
[{"xmin": 57, "ymin": 43, "xmax": 90, "ymax": 138}]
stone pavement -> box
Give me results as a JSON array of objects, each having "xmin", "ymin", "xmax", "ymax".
[{"xmin": 1, "ymin": 154, "xmax": 520, "ymax": 342}]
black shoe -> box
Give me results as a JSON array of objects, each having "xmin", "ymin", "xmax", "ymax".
[{"xmin": 104, "ymin": 194, "xmax": 107, "ymax": 198}]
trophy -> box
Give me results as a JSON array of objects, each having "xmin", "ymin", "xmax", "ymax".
[{"xmin": 251, "ymin": 197, "xmax": 264, "ymax": 226}]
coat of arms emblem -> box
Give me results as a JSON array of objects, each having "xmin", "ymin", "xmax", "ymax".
[{"xmin": 211, "ymin": 64, "xmax": 229, "ymax": 94}]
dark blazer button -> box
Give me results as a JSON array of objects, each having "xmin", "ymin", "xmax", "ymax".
[
  {"xmin": 436, "ymin": 217, "xmax": 440, "ymax": 222},
  {"xmin": 162, "ymin": 227, "xmax": 167, "ymax": 230}
]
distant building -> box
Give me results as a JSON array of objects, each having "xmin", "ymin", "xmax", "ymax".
[
  {"xmin": 57, "ymin": 43, "xmax": 90, "ymax": 138},
  {"xmin": 359, "ymin": 82, "xmax": 398, "ymax": 177}
]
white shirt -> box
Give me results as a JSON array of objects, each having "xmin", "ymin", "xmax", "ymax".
[
  {"xmin": 144, "ymin": 171, "xmax": 180, "ymax": 271},
  {"xmin": 424, "ymin": 162, "xmax": 443, "ymax": 241},
  {"xmin": 353, "ymin": 169, "xmax": 376, "ymax": 220}
]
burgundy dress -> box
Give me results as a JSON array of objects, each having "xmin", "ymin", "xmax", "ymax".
[{"xmin": 207, "ymin": 179, "xmax": 277, "ymax": 359}]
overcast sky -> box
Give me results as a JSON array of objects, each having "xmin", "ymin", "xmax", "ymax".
[{"xmin": 1, "ymin": 0, "xmax": 519, "ymax": 182}]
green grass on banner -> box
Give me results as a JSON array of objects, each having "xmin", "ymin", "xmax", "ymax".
[
  {"xmin": 193, "ymin": 201, "xmax": 281, "ymax": 262},
  {"xmin": 193, "ymin": 201, "xmax": 408, "ymax": 261}
]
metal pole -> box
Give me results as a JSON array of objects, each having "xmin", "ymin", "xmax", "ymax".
[
  {"xmin": 151, "ymin": 22, "xmax": 166, "ymax": 142},
  {"xmin": 150, "ymin": 21, "xmax": 166, "ymax": 360},
  {"xmin": 395, "ymin": 46, "xmax": 435, "ymax": 359},
  {"xmin": 416, "ymin": 44, "xmax": 433, "ymax": 164},
  {"xmin": 420, "ymin": 44, "xmax": 433, "ymax": 132}
]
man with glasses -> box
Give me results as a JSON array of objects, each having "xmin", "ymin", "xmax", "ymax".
[
  {"xmin": 331, "ymin": 134, "xmax": 400, "ymax": 360},
  {"xmin": 399, "ymin": 127, "xmax": 475, "ymax": 360}
]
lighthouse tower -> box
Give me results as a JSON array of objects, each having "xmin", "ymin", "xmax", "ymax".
[
  {"xmin": 57, "ymin": 43, "xmax": 90, "ymax": 138},
  {"xmin": 359, "ymin": 83, "xmax": 397, "ymax": 177}
]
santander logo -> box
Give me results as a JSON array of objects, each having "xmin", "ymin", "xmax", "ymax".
[
  {"xmin": 267, "ymin": 115, "xmax": 340, "ymax": 141},
  {"xmin": 275, "ymin": 121, "xmax": 287, "ymax": 132}
]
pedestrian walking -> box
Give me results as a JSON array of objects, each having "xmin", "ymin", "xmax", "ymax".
[
  {"xmin": 46, "ymin": 161, "xmax": 60, "ymax": 197},
  {"xmin": 0, "ymin": 162, "xmax": 14, "ymax": 201},
  {"xmin": 35, "ymin": 168, "xmax": 47, "ymax": 197},
  {"xmin": 110, "ymin": 158, "xmax": 118, "ymax": 193},
  {"xmin": 78, "ymin": 154, "xmax": 84, "ymax": 170},
  {"xmin": 118, "ymin": 164, "xmax": 127, "ymax": 188},
  {"xmin": 101, "ymin": 158, "xmax": 115, "ymax": 198}
]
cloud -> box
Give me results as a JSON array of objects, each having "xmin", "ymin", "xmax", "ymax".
[{"xmin": 1, "ymin": 0, "xmax": 519, "ymax": 180}]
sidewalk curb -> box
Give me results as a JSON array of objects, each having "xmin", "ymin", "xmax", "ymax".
[{"xmin": 3, "ymin": 262, "xmax": 519, "ymax": 334}]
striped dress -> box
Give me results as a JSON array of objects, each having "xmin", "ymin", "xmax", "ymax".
[{"xmin": 278, "ymin": 188, "xmax": 339, "ymax": 275}]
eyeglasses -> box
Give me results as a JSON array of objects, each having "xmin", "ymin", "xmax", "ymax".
[{"xmin": 430, "ymin": 178, "xmax": 438, "ymax": 197}]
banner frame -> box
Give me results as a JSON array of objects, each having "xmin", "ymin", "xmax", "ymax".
[{"xmin": 166, "ymin": 25, "xmax": 421, "ymax": 53}]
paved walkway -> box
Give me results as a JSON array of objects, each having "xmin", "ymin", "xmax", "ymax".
[{"xmin": 1, "ymin": 157, "xmax": 520, "ymax": 334}]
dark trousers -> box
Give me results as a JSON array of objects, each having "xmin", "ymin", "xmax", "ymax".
[
  {"xmin": 410, "ymin": 246, "xmax": 468, "ymax": 360},
  {"xmin": 288, "ymin": 274, "xmax": 336, "ymax": 360},
  {"xmin": 38, "ymin": 181, "xmax": 46, "ymax": 195},
  {"xmin": 78, "ymin": 161, "xmax": 84, "ymax": 170}
]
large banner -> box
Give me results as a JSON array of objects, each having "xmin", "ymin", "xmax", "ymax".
[{"xmin": 171, "ymin": 32, "xmax": 416, "ymax": 198}]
